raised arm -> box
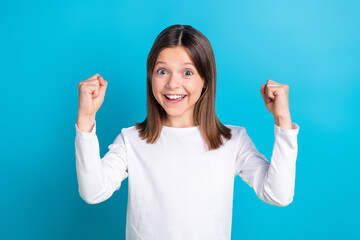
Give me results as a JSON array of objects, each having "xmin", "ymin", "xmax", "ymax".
[
  {"xmin": 235, "ymin": 123, "xmax": 300, "ymax": 207},
  {"xmin": 75, "ymin": 121, "xmax": 128, "ymax": 204},
  {"xmin": 235, "ymin": 79, "xmax": 300, "ymax": 206},
  {"xmin": 75, "ymin": 73, "xmax": 128, "ymax": 204}
]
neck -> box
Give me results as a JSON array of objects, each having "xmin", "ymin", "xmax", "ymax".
[{"xmin": 164, "ymin": 119, "xmax": 197, "ymax": 128}]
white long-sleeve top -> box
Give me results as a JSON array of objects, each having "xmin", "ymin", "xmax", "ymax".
[{"xmin": 75, "ymin": 121, "xmax": 300, "ymax": 240}]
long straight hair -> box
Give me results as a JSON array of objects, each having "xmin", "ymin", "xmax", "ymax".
[{"xmin": 134, "ymin": 24, "xmax": 232, "ymax": 151}]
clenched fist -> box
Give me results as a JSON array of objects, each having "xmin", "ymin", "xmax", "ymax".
[
  {"xmin": 76, "ymin": 73, "xmax": 108, "ymax": 132},
  {"xmin": 78, "ymin": 73, "xmax": 108, "ymax": 116},
  {"xmin": 260, "ymin": 79, "xmax": 293, "ymax": 129}
]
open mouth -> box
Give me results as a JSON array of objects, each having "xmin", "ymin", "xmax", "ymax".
[{"xmin": 164, "ymin": 95, "xmax": 186, "ymax": 103}]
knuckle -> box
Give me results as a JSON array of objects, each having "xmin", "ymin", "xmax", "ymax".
[{"xmin": 80, "ymin": 84, "xmax": 88, "ymax": 91}]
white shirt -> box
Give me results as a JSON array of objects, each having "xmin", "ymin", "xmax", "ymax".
[{"xmin": 75, "ymin": 121, "xmax": 300, "ymax": 240}]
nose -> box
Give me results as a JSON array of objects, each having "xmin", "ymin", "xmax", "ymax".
[{"xmin": 166, "ymin": 73, "xmax": 181, "ymax": 89}]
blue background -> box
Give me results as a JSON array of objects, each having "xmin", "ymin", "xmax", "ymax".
[{"xmin": 1, "ymin": 0, "xmax": 359, "ymax": 239}]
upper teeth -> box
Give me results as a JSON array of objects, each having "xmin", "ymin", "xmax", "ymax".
[{"xmin": 166, "ymin": 95, "xmax": 185, "ymax": 99}]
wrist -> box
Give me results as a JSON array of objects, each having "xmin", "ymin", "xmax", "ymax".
[
  {"xmin": 77, "ymin": 113, "xmax": 96, "ymax": 121},
  {"xmin": 274, "ymin": 114, "xmax": 292, "ymax": 129},
  {"xmin": 76, "ymin": 114, "xmax": 96, "ymax": 132}
]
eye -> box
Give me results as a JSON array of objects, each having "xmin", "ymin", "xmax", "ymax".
[
  {"xmin": 184, "ymin": 70, "xmax": 193, "ymax": 76},
  {"xmin": 156, "ymin": 68, "xmax": 166, "ymax": 75}
]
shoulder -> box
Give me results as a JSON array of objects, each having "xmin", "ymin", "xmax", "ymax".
[
  {"xmin": 224, "ymin": 124, "xmax": 246, "ymax": 135},
  {"xmin": 110, "ymin": 125, "xmax": 139, "ymax": 146},
  {"xmin": 119, "ymin": 125, "xmax": 138, "ymax": 137},
  {"xmin": 223, "ymin": 124, "xmax": 248, "ymax": 143}
]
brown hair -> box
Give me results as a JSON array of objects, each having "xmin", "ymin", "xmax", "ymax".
[{"xmin": 134, "ymin": 24, "xmax": 232, "ymax": 151}]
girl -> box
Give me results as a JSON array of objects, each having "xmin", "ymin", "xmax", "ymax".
[{"xmin": 75, "ymin": 24, "xmax": 300, "ymax": 240}]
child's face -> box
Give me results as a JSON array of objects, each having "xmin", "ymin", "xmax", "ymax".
[{"xmin": 152, "ymin": 46, "xmax": 205, "ymax": 126}]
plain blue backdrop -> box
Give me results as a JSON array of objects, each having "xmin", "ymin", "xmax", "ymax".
[{"xmin": 1, "ymin": 0, "xmax": 359, "ymax": 239}]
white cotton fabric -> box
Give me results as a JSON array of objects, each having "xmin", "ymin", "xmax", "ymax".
[{"xmin": 75, "ymin": 121, "xmax": 300, "ymax": 240}]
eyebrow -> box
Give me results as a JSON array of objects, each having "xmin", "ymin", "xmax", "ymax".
[{"xmin": 155, "ymin": 61, "xmax": 194, "ymax": 66}]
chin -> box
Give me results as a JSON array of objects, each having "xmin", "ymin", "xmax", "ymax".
[{"xmin": 164, "ymin": 110, "xmax": 184, "ymax": 116}]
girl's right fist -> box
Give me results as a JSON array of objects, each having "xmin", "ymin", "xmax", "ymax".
[{"xmin": 77, "ymin": 73, "xmax": 108, "ymax": 117}]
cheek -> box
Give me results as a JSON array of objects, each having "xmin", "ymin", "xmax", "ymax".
[
  {"xmin": 186, "ymin": 80, "xmax": 203, "ymax": 95},
  {"xmin": 151, "ymin": 79, "xmax": 164, "ymax": 102}
]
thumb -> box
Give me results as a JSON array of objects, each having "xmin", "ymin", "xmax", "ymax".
[
  {"xmin": 98, "ymin": 75, "xmax": 108, "ymax": 96},
  {"xmin": 260, "ymin": 84, "xmax": 271, "ymax": 103}
]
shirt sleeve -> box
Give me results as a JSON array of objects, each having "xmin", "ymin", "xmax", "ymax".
[
  {"xmin": 234, "ymin": 122, "xmax": 300, "ymax": 207},
  {"xmin": 75, "ymin": 121, "xmax": 128, "ymax": 204}
]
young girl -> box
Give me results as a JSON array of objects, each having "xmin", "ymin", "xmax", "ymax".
[{"xmin": 75, "ymin": 24, "xmax": 300, "ymax": 240}]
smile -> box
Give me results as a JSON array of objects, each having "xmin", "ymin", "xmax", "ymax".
[{"xmin": 164, "ymin": 95, "xmax": 186, "ymax": 104}]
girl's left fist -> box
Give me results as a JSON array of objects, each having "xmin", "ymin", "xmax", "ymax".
[{"xmin": 260, "ymin": 79, "xmax": 290, "ymax": 118}]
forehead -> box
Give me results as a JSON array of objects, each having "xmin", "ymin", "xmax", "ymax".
[{"xmin": 156, "ymin": 46, "xmax": 194, "ymax": 65}]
